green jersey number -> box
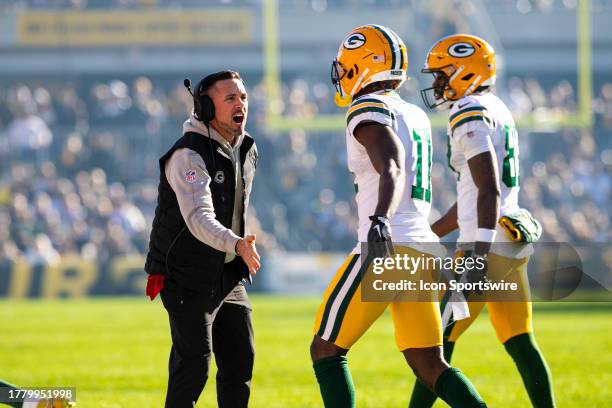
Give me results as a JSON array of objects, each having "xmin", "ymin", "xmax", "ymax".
[
  {"xmin": 502, "ymin": 125, "xmax": 520, "ymax": 187},
  {"xmin": 411, "ymin": 128, "xmax": 432, "ymax": 202}
]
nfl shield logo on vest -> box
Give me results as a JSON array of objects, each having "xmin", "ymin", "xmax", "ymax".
[{"xmin": 184, "ymin": 169, "xmax": 197, "ymax": 183}]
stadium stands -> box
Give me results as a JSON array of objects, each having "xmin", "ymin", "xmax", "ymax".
[
  {"xmin": 0, "ymin": 74, "xmax": 610, "ymax": 267},
  {"xmin": 0, "ymin": 0, "xmax": 609, "ymax": 266}
]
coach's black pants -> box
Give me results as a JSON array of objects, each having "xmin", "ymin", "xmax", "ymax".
[{"xmin": 161, "ymin": 276, "xmax": 254, "ymax": 408}]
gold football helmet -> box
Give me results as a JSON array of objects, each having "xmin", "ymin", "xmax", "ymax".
[
  {"xmin": 332, "ymin": 24, "xmax": 408, "ymax": 107},
  {"xmin": 421, "ymin": 34, "xmax": 496, "ymax": 108}
]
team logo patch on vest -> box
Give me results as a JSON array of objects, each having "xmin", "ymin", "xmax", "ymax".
[
  {"xmin": 214, "ymin": 170, "xmax": 225, "ymax": 184},
  {"xmin": 184, "ymin": 170, "xmax": 197, "ymax": 183}
]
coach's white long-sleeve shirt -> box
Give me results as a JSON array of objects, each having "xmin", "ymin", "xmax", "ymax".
[{"xmin": 164, "ymin": 115, "xmax": 244, "ymax": 263}]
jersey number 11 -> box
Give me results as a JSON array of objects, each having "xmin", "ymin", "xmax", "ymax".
[{"xmin": 411, "ymin": 128, "xmax": 432, "ymax": 202}]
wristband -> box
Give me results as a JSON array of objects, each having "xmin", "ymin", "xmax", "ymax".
[{"xmin": 476, "ymin": 228, "xmax": 497, "ymax": 243}]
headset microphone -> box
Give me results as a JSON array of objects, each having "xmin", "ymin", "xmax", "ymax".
[{"xmin": 184, "ymin": 78, "xmax": 193, "ymax": 95}]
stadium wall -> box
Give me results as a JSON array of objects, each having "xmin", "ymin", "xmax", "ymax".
[
  {"xmin": 0, "ymin": 253, "xmax": 344, "ymax": 298},
  {"xmin": 1, "ymin": 7, "xmax": 610, "ymax": 74},
  {"xmin": 1, "ymin": 247, "xmax": 609, "ymax": 299}
]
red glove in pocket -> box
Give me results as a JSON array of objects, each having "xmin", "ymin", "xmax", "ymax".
[{"xmin": 146, "ymin": 274, "xmax": 165, "ymax": 301}]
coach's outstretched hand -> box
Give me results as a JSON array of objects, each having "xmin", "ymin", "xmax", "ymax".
[
  {"xmin": 367, "ymin": 215, "xmax": 394, "ymax": 260},
  {"xmin": 236, "ymin": 234, "xmax": 261, "ymax": 275}
]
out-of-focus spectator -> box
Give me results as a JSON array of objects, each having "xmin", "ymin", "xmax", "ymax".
[
  {"xmin": 5, "ymin": 86, "xmax": 53, "ymax": 161},
  {"xmin": 0, "ymin": 72, "xmax": 610, "ymax": 266},
  {"xmin": 594, "ymin": 82, "xmax": 612, "ymax": 128}
]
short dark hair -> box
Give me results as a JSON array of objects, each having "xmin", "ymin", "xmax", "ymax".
[{"xmin": 197, "ymin": 70, "xmax": 244, "ymax": 96}]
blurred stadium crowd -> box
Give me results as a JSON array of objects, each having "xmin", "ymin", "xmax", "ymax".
[
  {"xmin": 0, "ymin": 72, "xmax": 610, "ymax": 266},
  {"xmin": 0, "ymin": 0, "xmax": 610, "ymax": 267}
]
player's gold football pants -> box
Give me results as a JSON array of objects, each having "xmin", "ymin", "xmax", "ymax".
[
  {"xmin": 313, "ymin": 246, "xmax": 443, "ymax": 351},
  {"xmin": 443, "ymin": 253, "xmax": 533, "ymax": 344}
]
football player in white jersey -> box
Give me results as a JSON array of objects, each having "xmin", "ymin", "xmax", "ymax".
[
  {"xmin": 310, "ymin": 25, "xmax": 487, "ymax": 408},
  {"xmin": 409, "ymin": 34, "xmax": 555, "ymax": 408}
]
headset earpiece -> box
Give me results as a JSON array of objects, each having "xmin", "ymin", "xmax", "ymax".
[
  {"xmin": 185, "ymin": 77, "xmax": 215, "ymax": 124},
  {"xmin": 198, "ymin": 94, "xmax": 215, "ymax": 124}
]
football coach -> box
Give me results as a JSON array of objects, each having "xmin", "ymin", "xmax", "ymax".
[{"xmin": 144, "ymin": 70, "xmax": 260, "ymax": 408}]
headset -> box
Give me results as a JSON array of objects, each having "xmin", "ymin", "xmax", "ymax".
[
  {"xmin": 184, "ymin": 71, "xmax": 246, "ymax": 125},
  {"xmin": 184, "ymin": 77, "xmax": 215, "ymax": 125}
]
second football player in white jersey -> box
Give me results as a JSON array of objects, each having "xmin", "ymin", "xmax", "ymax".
[
  {"xmin": 409, "ymin": 34, "xmax": 555, "ymax": 408},
  {"xmin": 444, "ymin": 91, "xmax": 531, "ymax": 258}
]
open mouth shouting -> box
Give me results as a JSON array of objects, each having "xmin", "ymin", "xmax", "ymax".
[{"xmin": 232, "ymin": 112, "xmax": 245, "ymax": 125}]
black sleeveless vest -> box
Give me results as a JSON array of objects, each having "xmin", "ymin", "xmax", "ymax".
[{"xmin": 145, "ymin": 131, "xmax": 257, "ymax": 291}]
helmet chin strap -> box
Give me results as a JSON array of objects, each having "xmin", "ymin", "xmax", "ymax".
[
  {"xmin": 465, "ymin": 74, "xmax": 482, "ymax": 96},
  {"xmin": 334, "ymin": 68, "xmax": 371, "ymax": 108},
  {"xmin": 334, "ymin": 82, "xmax": 351, "ymax": 107},
  {"xmin": 335, "ymin": 92, "xmax": 351, "ymax": 107}
]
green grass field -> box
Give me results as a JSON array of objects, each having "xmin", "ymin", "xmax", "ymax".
[{"xmin": 1, "ymin": 297, "xmax": 611, "ymax": 407}]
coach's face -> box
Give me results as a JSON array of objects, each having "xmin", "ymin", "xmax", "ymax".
[{"xmin": 209, "ymin": 78, "xmax": 248, "ymax": 144}]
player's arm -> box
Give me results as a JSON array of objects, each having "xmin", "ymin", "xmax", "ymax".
[
  {"xmin": 467, "ymin": 150, "xmax": 500, "ymax": 255},
  {"xmin": 431, "ymin": 202, "xmax": 458, "ymax": 238},
  {"xmin": 354, "ymin": 122, "xmax": 406, "ymax": 217},
  {"xmin": 452, "ymin": 102, "xmax": 500, "ymax": 255}
]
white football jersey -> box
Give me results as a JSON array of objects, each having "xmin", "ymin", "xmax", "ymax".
[
  {"xmin": 447, "ymin": 92, "xmax": 531, "ymax": 258},
  {"xmin": 346, "ymin": 90, "xmax": 439, "ymax": 253}
]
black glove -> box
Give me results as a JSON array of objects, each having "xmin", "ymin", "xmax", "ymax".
[
  {"xmin": 463, "ymin": 251, "xmax": 490, "ymax": 295},
  {"xmin": 367, "ymin": 215, "xmax": 394, "ymax": 260}
]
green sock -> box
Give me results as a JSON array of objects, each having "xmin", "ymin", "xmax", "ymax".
[
  {"xmin": 313, "ymin": 356, "xmax": 356, "ymax": 408},
  {"xmin": 409, "ymin": 341, "xmax": 456, "ymax": 408},
  {"xmin": 0, "ymin": 379, "xmax": 22, "ymax": 408},
  {"xmin": 434, "ymin": 367, "xmax": 487, "ymax": 408},
  {"xmin": 504, "ymin": 333, "xmax": 555, "ymax": 408}
]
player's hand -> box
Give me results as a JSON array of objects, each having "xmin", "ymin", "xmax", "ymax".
[
  {"xmin": 367, "ymin": 215, "xmax": 394, "ymax": 260},
  {"xmin": 464, "ymin": 251, "xmax": 490, "ymax": 295},
  {"xmin": 236, "ymin": 234, "xmax": 261, "ymax": 276}
]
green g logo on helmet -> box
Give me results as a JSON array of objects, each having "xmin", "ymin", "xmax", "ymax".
[{"xmin": 343, "ymin": 33, "xmax": 366, "ymax": 50}]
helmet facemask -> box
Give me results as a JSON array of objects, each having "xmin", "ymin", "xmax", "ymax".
[
  {"xmin": 331, "ymin": 59, "xmax": 352, "ymax": 107},
  {"xmin": 421, "ymin": 66, "xmax": 455, "ymax": 109}
]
